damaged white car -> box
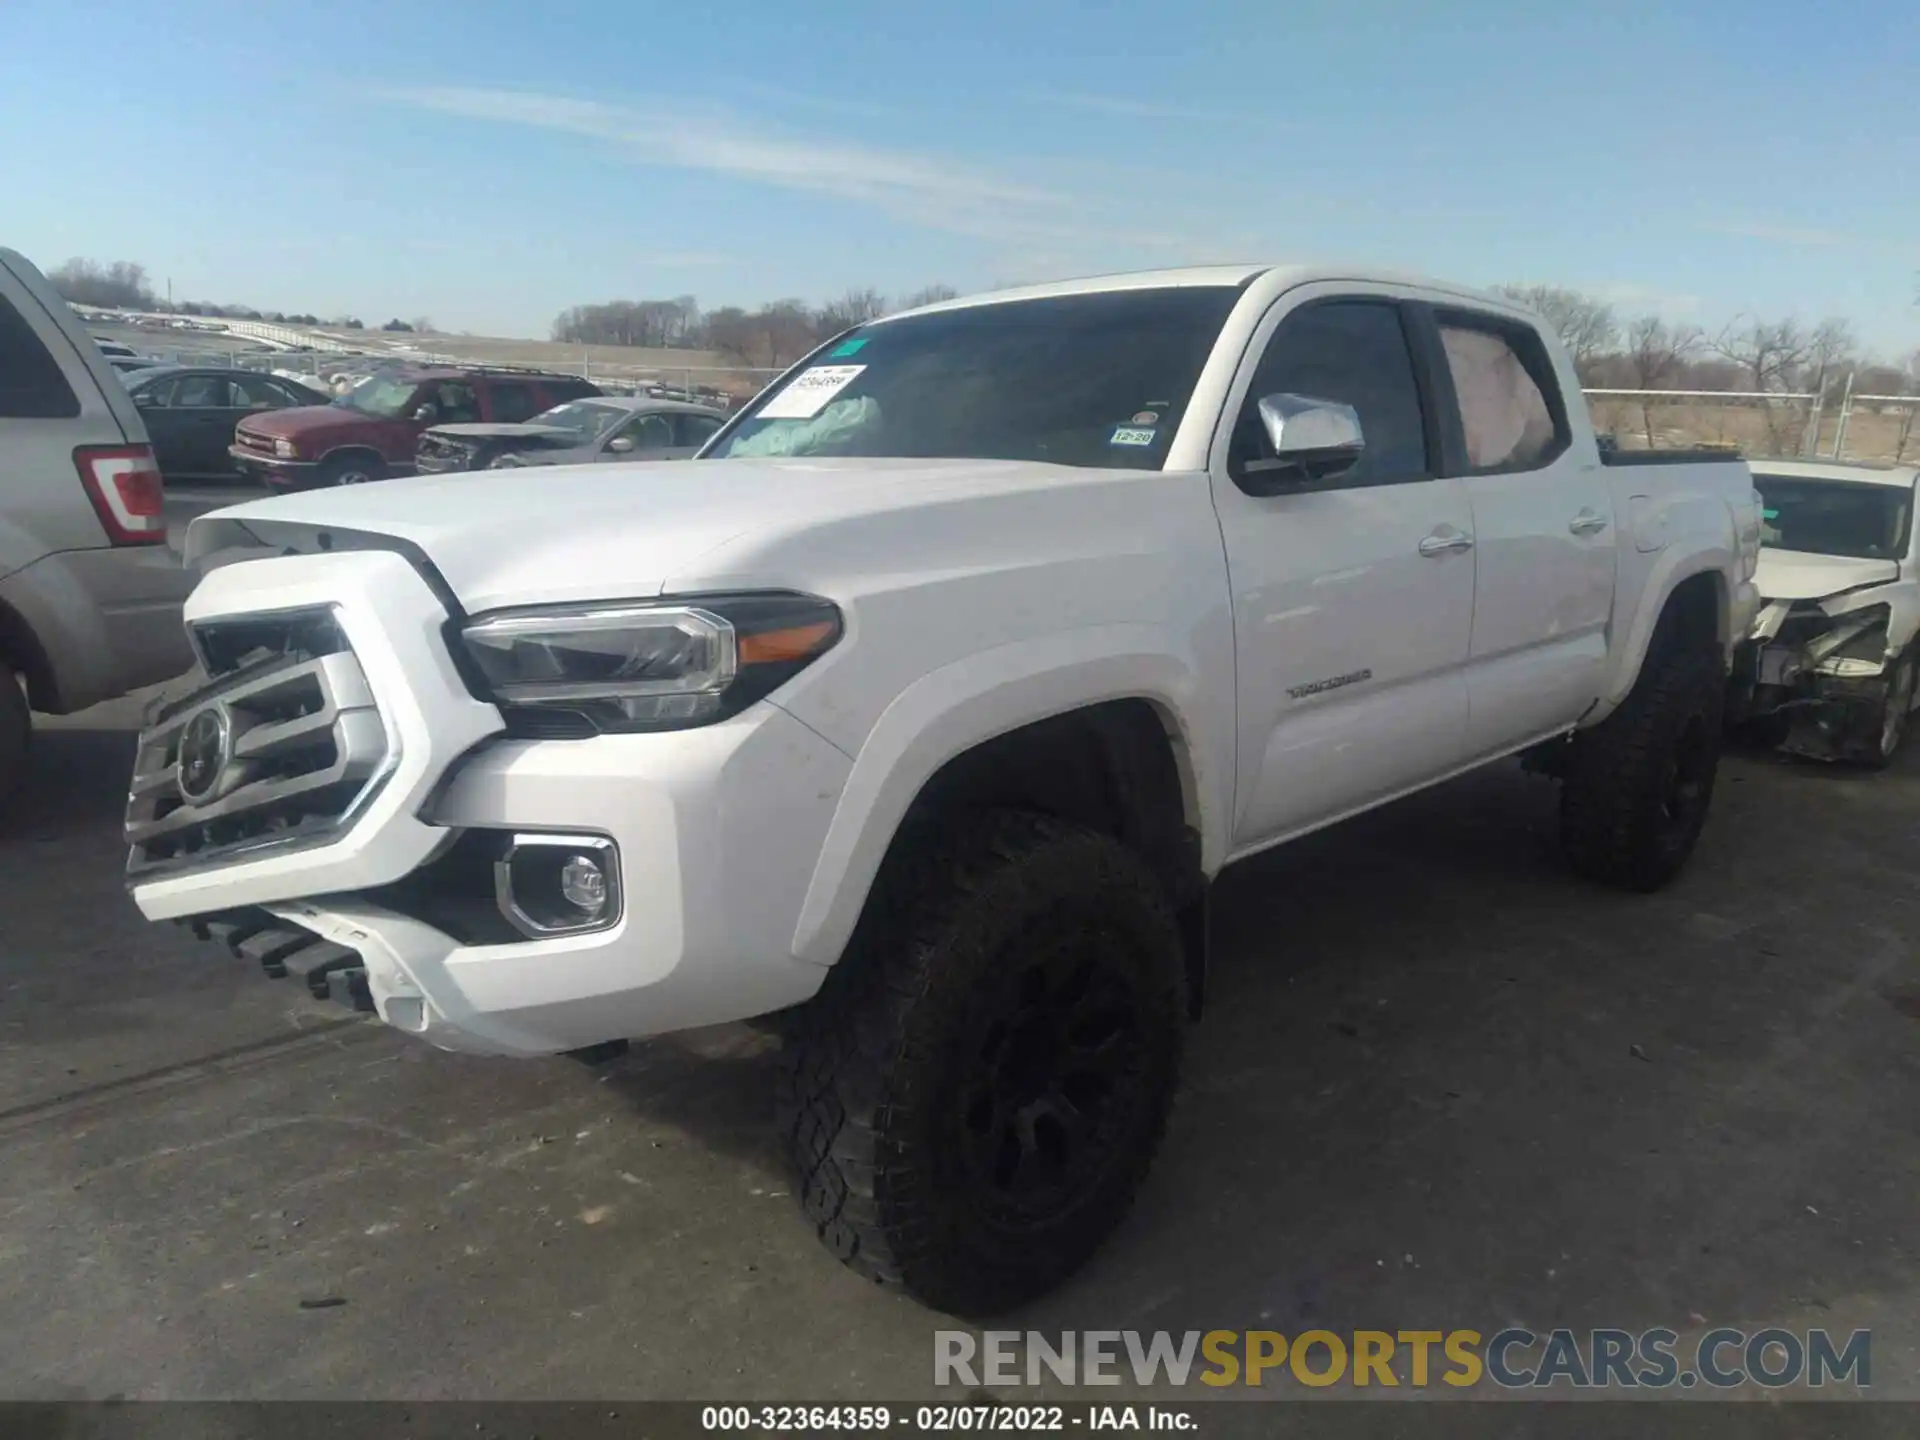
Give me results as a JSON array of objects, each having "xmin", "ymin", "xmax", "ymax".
[{"xmin": 1728, "ymin": 460, "xmax": 1920, "ymax": 765}]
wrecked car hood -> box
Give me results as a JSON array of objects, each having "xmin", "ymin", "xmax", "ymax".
[{"xmin": 1754, "ymin": 549, "xmax": 1899, "ymax": 602}]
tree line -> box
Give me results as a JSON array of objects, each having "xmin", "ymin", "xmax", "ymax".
[
  {"xmin": 42, "ymin": 256, "xmax": 427, "ymax": 332},
  {"xmin": 551, "ymin": 286, "xmax": 961, "ymax": 366}
]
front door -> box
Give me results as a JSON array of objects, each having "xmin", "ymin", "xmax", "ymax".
[
  {"xmin": 1210, "ymin": 292, "xmax": 1479, "ymax": 850},
  {"xmin": 1422, "ymin": 308, "xmax": 1618, "ymax": 755}
]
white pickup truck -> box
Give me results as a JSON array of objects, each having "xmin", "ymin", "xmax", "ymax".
[{"xmin": 127, "ymin": 266, "xmax": 1762, "ymax": 1315}]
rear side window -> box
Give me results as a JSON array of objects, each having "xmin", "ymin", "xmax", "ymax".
[
  {"xmin": 1435, "ymin": 314, "xmax": 1568, "ymax": 473},
  {"xmin": 490, "ymin": 382, "xmax": 541, "ymax": 422},
  {"xmin": 0, "ymin": 292, "xmax": 81, "ymax": 419},
  {"xmin": 1233, "ymin": 300, "xmax": 1430, "ymax": 487},
  {"xmin": 677, "ymin": 414, "xmax": 721, "ymax": 447}
]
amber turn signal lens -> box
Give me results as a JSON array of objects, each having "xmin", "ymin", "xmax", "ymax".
[{"xmin": 738, "ymin": 620, "xmax": 837, "ymax": 666}]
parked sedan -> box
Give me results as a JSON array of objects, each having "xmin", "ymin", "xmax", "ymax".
[
  {"xmin": 122, "ymin": 365, "xmax": 328, "ymax": 480},
  {"xmin": 414, "ymin": 396, "xmax": 724, "ymax": 475}
]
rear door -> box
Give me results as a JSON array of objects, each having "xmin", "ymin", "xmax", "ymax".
[
  {"xmin": 1209, "ymin": 287, "xmax": 1479, "ymax": 847},
  {"xmin": 1413, "ymin": 305, "xmax": 1617, "ymax": 755}
]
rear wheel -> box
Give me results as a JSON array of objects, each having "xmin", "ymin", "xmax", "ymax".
[
  {"xmin": 779, "ymin": 811, "xmax": 1186, "ymax": 1316},
  {"xmin": 0, "ymin": 661, "xmax": 30, "ymax": 806},
  {"xmin": 1561, "ymin": 642, "xmax": 1724, "ymax": 892},
  {"xmin": 320, "ymin": 453, "xmax": 384, "ymax": 487}
]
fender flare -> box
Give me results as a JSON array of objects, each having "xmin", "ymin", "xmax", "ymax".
[
  {"xmin": 786, "ymin": 626, "xmax": 1228, "ymax": 967},
  {"xmin": 1596, "ymin": 550, "xmax": 1735, "ymax": 718}
]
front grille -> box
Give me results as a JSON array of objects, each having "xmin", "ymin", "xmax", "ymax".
[
  {"xmin": 413, "ymin": 434, "xmax": 474, "ymax": 473},
  {"xmin": 235, "ymin": 428, "xmax": 277, "ymax": 456},
  {"xmin": 125, "ymin": 607, "xmax": 391, "ymax": 876}
]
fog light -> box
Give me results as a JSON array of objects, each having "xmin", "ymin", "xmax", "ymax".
[
  {"xmin": 559, "ymin": 854, "xmax": 608, "ymax": 917},
  {"xmin": 493, "ymin": 834, "xmax": 621, "ymax": 938}
]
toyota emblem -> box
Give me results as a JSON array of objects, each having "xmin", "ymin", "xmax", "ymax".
[{"xmin": 175, "ymin": 705, "xmax": 233, "ymax": 803}]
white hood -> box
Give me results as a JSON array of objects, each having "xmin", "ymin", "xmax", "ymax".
[
  {"xmin": 1753, "ymin": 548, "xmax": 1899, "ymax": 602},
  {"xmin": 182, "ymin": 457, "xmax": 1164, "ymax": 613}
]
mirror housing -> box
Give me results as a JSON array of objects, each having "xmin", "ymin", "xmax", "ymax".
[
  {"xmin": 1241, "ymin": 393, "xmax": 1366, "ymax": 493},
  {"xmin": 411, "ymin": 403, "xmax": 438, "ymax": 423},
  {"xmin": 606, "ymin": 435, "xmax": 636, "ymax": 454}
]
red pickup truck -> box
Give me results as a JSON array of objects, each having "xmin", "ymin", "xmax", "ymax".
[{"xmin": 230, "ymin": 365, "xmax": 601, "ymax": 489}]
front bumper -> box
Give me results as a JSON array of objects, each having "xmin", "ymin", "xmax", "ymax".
[
  {"xmin": 1729, "ymin": 638, "xmax": 1895, "ymax": 761},
  {"xmin": 127, "ymin": 548, "xmax": 852, "ymax": 1056}
]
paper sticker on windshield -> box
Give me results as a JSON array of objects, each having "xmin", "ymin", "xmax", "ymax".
[
  {"xmin": 828, "ymin": 338, "xmax": 869, "ymax": 358},
  {"xmin": 1110, "ymin": 425, "xmax": 1157, "ymax": 447},
  {"xmin": 759, "ymin": 365, "xmax": 867, "ymax": 419}
]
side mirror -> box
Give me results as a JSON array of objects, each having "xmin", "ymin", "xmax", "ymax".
[
  {"xmin": 411, "ymin": 403, "xmax": 438, "ymax": 423},
  {"xmin": 1243, "ymin": 393, "xmax": 1365, "ymax": 493},
  {"xmin": 606, "ymin": 435, "xmax": 636, "ymax": 454},
  {"xmin": 133, "ymin": 390, "xmax": 161, "ymax": 408}
]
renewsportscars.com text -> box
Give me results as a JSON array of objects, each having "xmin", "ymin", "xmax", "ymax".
[{"xmin": 935, "ymin": 1327, "xmax": 1871, "ymax": 1391}]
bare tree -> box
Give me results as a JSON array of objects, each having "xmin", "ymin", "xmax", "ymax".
[
  {"xmin": 1494, "ymin": 284, "xmax": 1618, "ymax": 377},
  {"xmin": 1622, "ymin": 316, "xmax": 1703, "ymax": 447},
  {"xmin": 47, "ymin": 257, "xmax": 156, "ymax": 309},
  {"xmin": 814, "ymin": 287, "xmax": 888, "ymax": 336},
  {"xmin": 410, "ymin": 316, "xmax": 436, "ymax": 335},
  {"xmin": 899, "ymin": 284, "xmax": 960, "ymax": 310},
  {"xmin": 1712, "ymin": 316, "xmax": 1817, "ymax": 453}
]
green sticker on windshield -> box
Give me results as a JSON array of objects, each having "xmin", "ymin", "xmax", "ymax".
[
  {"xmin": 828, "ymin": 338, "xmax": 869, "ymax": 358},
  {"xmin": 1763, "ymin": 508, "xmax": 1779, "ymax": 519}
]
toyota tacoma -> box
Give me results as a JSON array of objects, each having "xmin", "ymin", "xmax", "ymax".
[{"xmin": 127, "ymin": 266, "xmax": 1762, "ymax": 1315}]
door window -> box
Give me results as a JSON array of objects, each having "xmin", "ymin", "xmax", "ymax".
[
  {"xmin": 431, "ymin": 382, "xmax": 479, "ymax": 422},
  {"xmin": 229, "ymin": 374, "xmax": 289, "ymax": 409},
  {"xmin": 1232, "ymin": 300, "xmax": 1430, "ymax": 488},
  {"xmin": 173, "ymin": 373, "xmax": 228, "ymax": 408},
  {"xmin": 613, "ymin": 413, "xmax": 675, "ymax": 451},
  {"xmin": 1435, "ymin": 317, "xmax": 1567, "ymax": 472}
]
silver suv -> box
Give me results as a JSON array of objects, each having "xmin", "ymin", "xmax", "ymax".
[{"xmin": 0, "ymin": 248, "xmax": 194, "ymax": 799}]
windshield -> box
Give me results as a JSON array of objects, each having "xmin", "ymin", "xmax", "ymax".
[
  {"xmin": 334, "ymin": 373, "xmax": 420, "ymax": 419},
  {"xmin": 703, "ymin": 286, "xmax": 1241, "ymax": 470},
  {"xmin": 1752, "ymin": 474, "xmax": 1913, "ymax": 561},
  {"xmin": 531, "ymin": 400, "xmax": 625, "ymax": 441}
]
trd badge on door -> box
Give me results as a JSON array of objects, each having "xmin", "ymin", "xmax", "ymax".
[{"xmin": 1287, "ymin": 668, "xmax": 1373, "ymax": 700}]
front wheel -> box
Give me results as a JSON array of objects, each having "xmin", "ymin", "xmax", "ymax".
[
  {"xmin": 320, "ymin": 454, "xmax": 385, "ymax": 487},
  {"xmin": 0, "ymin": 661, "xmax": 29, "ymax": 806},
  {"xmin": 779, "ymin": 811, "xmax": 1187, "ymax": 1316},
  {"xmin": 1560, "ymin": 642, "xmax": 1725, "ymax": 892},
  {"xmin": 1866, "ymin": 653, "xmax": 1916, "ymax": 769}
]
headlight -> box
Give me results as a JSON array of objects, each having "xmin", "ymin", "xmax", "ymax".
[
  {"xmin": 460, "ymin": 593, "xmax": 841, "ymax": 733},
  {"xmin": 1808, "ymin": 603, "xmax": 1891, "ymax": 677},
  {"xmin": 274, "ymin": 437, "xmax": 298, "ymax": 458}
]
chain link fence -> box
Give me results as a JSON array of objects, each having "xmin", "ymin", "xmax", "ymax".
[{"xmin": 1583, "ymin": 384, "xmax": 1920, "ymax": 465}]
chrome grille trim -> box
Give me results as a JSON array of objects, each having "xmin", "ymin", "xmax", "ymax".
[{"xmin": 124, "ymin": 618, "xmax": 393, "ymax": 877}]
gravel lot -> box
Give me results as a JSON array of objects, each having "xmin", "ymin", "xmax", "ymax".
[{"xmin": 2, "ymin": 533, "xmax": 1915, "ymax": 1416}]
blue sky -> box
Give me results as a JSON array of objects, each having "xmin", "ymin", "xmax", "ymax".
[{"xmin": 5, "ymin": 0, "xmax": 1917, "ymax": 353}]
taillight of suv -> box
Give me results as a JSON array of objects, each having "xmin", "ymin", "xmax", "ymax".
[{"xmin": 74, "ymin": 443, "xmax": 166, "ymax": 546}]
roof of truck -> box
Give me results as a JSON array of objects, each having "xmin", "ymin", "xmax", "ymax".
[
  {"xmin": 882, "ymin": 264, "xmax": 1516, "ymax": 321},
  {"xmin": 1748, "ymin": 459, "xmax": 1920, "ymax": 489}
]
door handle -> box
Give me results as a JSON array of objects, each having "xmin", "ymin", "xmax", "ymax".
[
  {"xmin": 1418, "ymin": 531, "xmax": 1474, "ymax": 557},
  {"xmin": 1569, "ymin": 510, "xmax": 1610, "ymax": 535}
]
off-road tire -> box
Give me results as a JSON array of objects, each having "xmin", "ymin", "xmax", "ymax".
[
  {"xmin": 320, "ymin": 453, "xmax": 384, "ymax": 487},
  {"xmin": 1865, "ymin": 653, "xmax": 1915, "ymax": 770},
  {"xmin": 0, "ymin": 661, "xmax": 29, "ymax": 806},
  {"xmin": 1561, "ymin": 641, "xmax": 1724, "ymax": 892},
  {"xmin": 778, "ymin": 810, "xmax": 1186, "ymax": 1317}
]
